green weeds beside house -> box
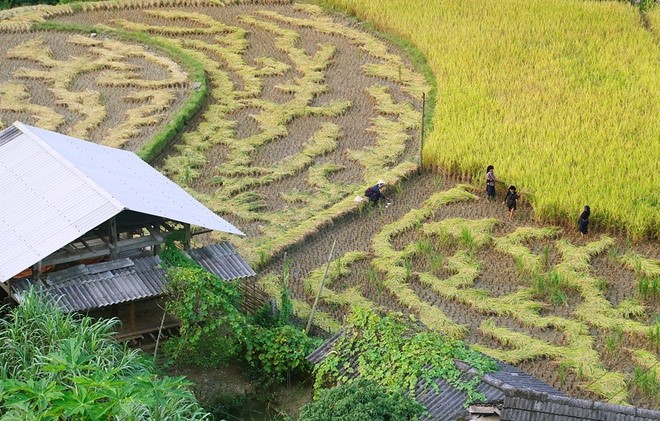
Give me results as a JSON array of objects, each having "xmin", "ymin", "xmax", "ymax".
[{"xmin": 0, "ymin": 289, "xmax": 210, "ymax": 419}]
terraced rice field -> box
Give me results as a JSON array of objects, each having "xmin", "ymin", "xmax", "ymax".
[{"xmin": 0, "ymin": 0, "xmax": 658, "ymax": 410}]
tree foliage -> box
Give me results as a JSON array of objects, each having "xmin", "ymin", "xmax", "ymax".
[
  {"xmin": 164, "ymin": 264, "xmax": 246, "ymax": 366},
  {"xmin": 245, "ymin": 324, "xmax": 319, "ymax": 384},
  {"xmin": 0, "ymin": 289, "xmax": 209, "ymax": 420}
]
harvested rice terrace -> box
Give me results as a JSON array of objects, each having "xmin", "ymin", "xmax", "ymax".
[
  {"xmin": 260, "ymin": 170, "xmax": 659, "ymax": 407},
  {"xmin": 0, "ymin": 0, "xmax": 658, "ymax": 410}
]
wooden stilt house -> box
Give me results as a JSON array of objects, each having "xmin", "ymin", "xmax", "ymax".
[{"xmin": 0, "ymin": 121, "xmax": 255, "ymax": 332}]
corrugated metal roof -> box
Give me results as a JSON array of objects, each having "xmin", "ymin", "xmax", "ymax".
[
  {"xmin": 12, "ymin": 242, "xmax": 255, "ymax": 312},
  {"xmin": 307, "ymin": 332, "xmax": 567, "ymax": 421},
  {"xmin": 188, "ymin": 242, "xmax": 256, "ymax": 280},
  {"xmin": 12, "ymin": 255, "xmax": 165, "ymax": 312},
  {"xmin": 0, "ymin": 122, "xmax": 243, "ymax": 283},
  {"xmin": 500, "ymin": 387, "xmax": 660, "ymax": 421}
]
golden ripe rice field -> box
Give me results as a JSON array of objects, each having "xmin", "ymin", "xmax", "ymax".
[
  {"xmin": 319, "ymin": 0, "xmax": 660, "ymax": 238},
  {"xmin": 0, "ymin": 0, "xmax": 658, "ymax": 410}
]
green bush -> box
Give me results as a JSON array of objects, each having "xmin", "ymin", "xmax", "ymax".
[
  {"xmin": 162, "ymin": 242, "xmax": 319, "ymax": 386},
  {"xmin": 299, "ymin": 378, "xmax": 425, "ymax": 421},
  {"xmin": 164, "ymin": 264, "xmax": 246, "ymax": 365},
  {"xmin": 245, "ymin": 324, "xmax": 320, "ymax": 384},
  {"xmin": 0, "ymin": 0, "xmax": 54, "ymax": 10}
]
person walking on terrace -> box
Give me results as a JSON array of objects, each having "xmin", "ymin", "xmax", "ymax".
[
  {"xmin": 486, "ymin": 165, "xmax": 497, "ymax": 201},
  {"xmin": 578, "ymin": 205, "xmax": 590, "ymax": 236},
  {"xmin": 503, "ymin": 185, "xmax": 519, "ymax": 221}
]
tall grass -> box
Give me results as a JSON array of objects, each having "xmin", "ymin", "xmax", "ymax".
[
  {"xmin": 0, "ymin": 289, "xmax": 209, "ymax": 419},
  {"xmin": 318, "ymin": 0, "xmax": 660, "ymax": 237}
]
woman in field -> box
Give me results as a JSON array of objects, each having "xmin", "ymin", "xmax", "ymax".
[
  {"xmin": 486, "ymin": 165, "xmax": 496, "ymax": 201},
  {"xmin": 504, "ymin": 185, "xmax": 518, "ymax": 221},
  {"xmin": 578, "ymin": 205, "xmax": 590, "ymax": 236},
  {"xmin": 365, "ymin": 180, "xmax": 388, "ymax": 206}
]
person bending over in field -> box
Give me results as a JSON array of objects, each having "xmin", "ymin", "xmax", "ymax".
[
  {"xmin": 364, "ymin": 180, "xmax": 389, "ymax": 206},
  {"xmin": 486, "ymin": 165, "xmax": 497, "ymax": 201},
  {"xmin": 578, "ymin": 205, "xmax": 590, "ymax": 236},
  {"xmin": 503, "ymin": 185, "xmax": 518, "ymax": 221}
]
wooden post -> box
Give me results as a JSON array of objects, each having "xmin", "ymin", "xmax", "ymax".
[
  {"xmin": 306, "ymin": 239, "xmax": 337, "ymax": 335},
  {"xmin": 420, "ymin": 92, "xmax": 426, "ymax": 173},
  {"xmin": 6, "ymin": 279, "xmax": 13, "ymax": 303},
  {"xmin": 183, "ymin": 223, "xmax": 191, "ymax": 251},
  {"xmin": 32, "ymin": 260, "xmax": 43, "ymax": 280},
  {"xmin": 129, "ymin": 302, "xmax": 136, "ymax": 332},
  {"xmin": 153, "ymin": 304, "xmax": 167, "ymax": 363},
  {"xmin": 109, "ymin": 217, "xmax": 118, "ymax": 260}
]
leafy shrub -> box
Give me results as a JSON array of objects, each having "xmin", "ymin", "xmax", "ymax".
[
  {"xmin": 164, "ymin": 265, "xmax": 246, "ymax": 365},
  {"xmin": 162, "ymin": 241, "xmax": 318, "ymax": 385},
  {"xmin": 299, "ymin": 378, "xmax": 424, "ymax": 421},
  {"xmin": 245, "ymin": 324, "xmax": 321, "ymax": 385}
]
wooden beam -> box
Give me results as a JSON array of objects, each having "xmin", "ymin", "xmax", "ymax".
[
  {"xmin": 42, "ymin": 233, "xmax": 161, "ymax": 266},
  {"xmin": 145, "ymin": 225, "xmax": 164, "ymax": 243},
  {"xmin": 0, "ymin": 281, "xmax": 10, "ymax": 296},
  {"xmin": 160, "ymin": 221, "xmax": 177, "ymax": 232},
  {"xmin": 116, "ymin": 234, "xmax": 162, "ymax": 253},
  {"xmin": 43, "ymin": 248, "xmax": 111, "ymax": 266},
  {"xmin": 80, "ymin": 239, "xmax": 94, "ymax": 253},
  {"xmin": 468, "ymin": 405, "xmax": 499, "ymax": 415},
  {"xmin": 191, "ymin": 228, "xmax": 213, "ymax": 237}
]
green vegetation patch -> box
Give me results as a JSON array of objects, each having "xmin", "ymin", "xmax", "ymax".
[{"xmin": 0, "ymin": 289, "xmax": 209, "ymax": 419}]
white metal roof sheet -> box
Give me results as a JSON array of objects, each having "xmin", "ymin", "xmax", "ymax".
[{"xmin": 0, "ymin": 122, "xmax": 244, "ymax": 283}]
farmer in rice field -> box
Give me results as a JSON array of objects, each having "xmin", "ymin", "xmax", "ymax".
[
  {"xmin": 486, "ymin": 165, "xmax": 497, "ymax": 201},
  {"xmin": 503, "ymin": 185, "xmax": 519, "ymax": 221},
  {"xmin": 364, "ymin": 179, "xmax": 389, "ymax": 206},
  {"xmin": 578, "ymin": 205, "xmax": 591, "ymax": 236}
]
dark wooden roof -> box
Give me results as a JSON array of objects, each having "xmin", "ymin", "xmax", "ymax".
[{"xmin": 13, "ymin": 242, "xmax": 255, "ymax": 312}]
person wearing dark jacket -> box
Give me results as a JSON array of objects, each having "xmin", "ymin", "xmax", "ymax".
[
  {"xmin": 365, "ymin": 180, "xmax": 387, "ymax": 205},
  {"xmin": 578, "ymin": 205, "xmax": 590, "ymax": 236},
  {"xmin": 503, "ymin": 185, "xmax": 519, "ymax": 221}
]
